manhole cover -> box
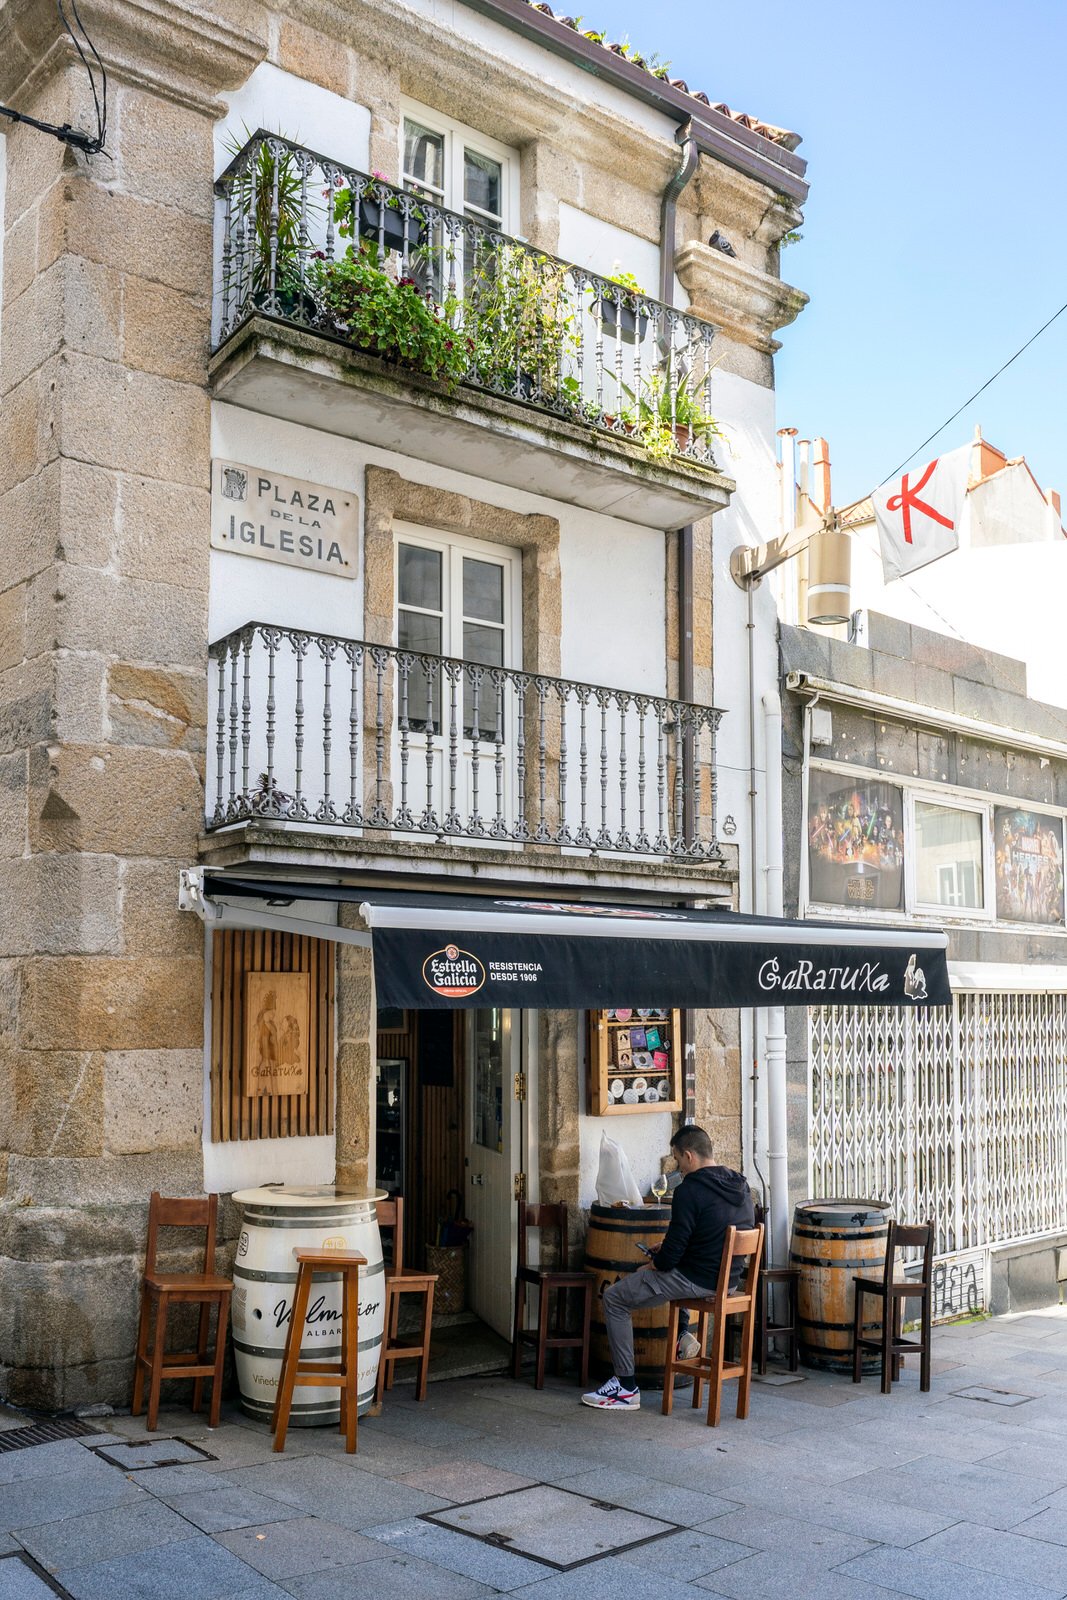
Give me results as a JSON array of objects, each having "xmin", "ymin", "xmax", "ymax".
[
  {"xmin": 90, "ymin": 1437, "xmax": 217, "ymax": 1469},
  {"xmin": 951, "ymin": 1386, "xmax": 1034, "ymax": 1407},
  {"xmin": 427, "ymin": 1484, "xmax": 679, "ymax": 1569},
  {"xmin": 0, "ymin": 1419, "xmax": 97, "ymax": 1454}
]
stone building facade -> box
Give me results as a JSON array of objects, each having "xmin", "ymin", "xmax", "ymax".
[{"xmin": 0, "ymin": 0, "xmax": 807, "ymax": 1405}]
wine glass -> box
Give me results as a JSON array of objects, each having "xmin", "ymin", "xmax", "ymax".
[{"xmin": 651, "ymin": 1173, "xmax": 668, "ymax": 1203}]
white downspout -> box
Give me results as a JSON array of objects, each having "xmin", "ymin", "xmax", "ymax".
[{"xmin": 761, "ymin": 690, "xmax": 788, "ymax": 1268}]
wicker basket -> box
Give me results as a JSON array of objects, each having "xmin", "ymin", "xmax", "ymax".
[{"xmin": 425, "ymin": 1243, "xmax": 467, "ymax": 1314}]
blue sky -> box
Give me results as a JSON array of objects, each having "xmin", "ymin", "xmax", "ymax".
[{"xmin": 596, "ymin": 0, "xmax": 1067, "ymax": 506}]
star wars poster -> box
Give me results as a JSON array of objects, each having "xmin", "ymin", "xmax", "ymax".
[{"xmin": 808, "ymin": 771, "xmax": 905, "ymax": 911}]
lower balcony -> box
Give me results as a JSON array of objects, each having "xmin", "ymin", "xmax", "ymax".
[{"xmin": 206, "ymin": 625, "xmax": 724, "ymax": 869}]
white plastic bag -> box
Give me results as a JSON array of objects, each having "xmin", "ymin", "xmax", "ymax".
[{"xmin": 595, "ymin": 1131, "xmax": 643, "ymax": 1207}]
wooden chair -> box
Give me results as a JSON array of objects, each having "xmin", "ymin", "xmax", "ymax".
[
  {"xmin": 852, "ymin": 1219, "xmax": 934, "ymax": 1394},
  {"xmin": 754, "ymin": 1203, "xmax": 799, "ymax": 1375},
  {"xmin": 132, "ymin": 1192, "xmax": 232, "ymax": 1431},
  {"xmin": 375, "ymin": 1196, "xmax": 437, "ymax": 1403},
  {"xmin": 512, "ymin": 1202, "xmax": 593, "ymax": 1389},
  {"xmin": 662, "ymin": 1223, "xmax": 764, "ymax": 1426},
  {"xmin": 273, "ymin": 1248, "xmax": 365, "ymax": 1453}
]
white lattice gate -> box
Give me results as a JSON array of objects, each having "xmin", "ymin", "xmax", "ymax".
[{"xmin": 809, "ymin": 991, "xmax": 1067, "ymax": 1257}]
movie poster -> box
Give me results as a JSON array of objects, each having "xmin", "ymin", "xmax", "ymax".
[
  {"xmin": 994, "ymin": 808, "xmax": 1064, "ymax": 926},
  {"xmin": 808, "ymin": 770, "xmax": 905, "ymax": 911}
]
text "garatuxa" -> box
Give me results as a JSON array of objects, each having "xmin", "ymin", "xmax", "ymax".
[{"xmin": 758, "ymin": 957, "xmax": 890, "ymax": 993}]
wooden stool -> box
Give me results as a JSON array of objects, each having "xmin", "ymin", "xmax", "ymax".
[
  {"xmin": 375, "ymin": 1198, "xmax": 437, "ymax": 1403},
  {"xmin": 132, "ymin": 1193, "xmax": 232, "ymax": 1431},
  {"xmin": 662, "ymin": 1223, "xmax": 764, "ymax": 1427},
  {"xmin": 512, "ymin": 1202, "xmax": 593, "ymax": 1389},
  {"xmin": 272, "ymin": 1248, "xmax": 366, "ymax": 1454},
  {"xmin": 853, "ymin": 1219, "xmax": 934, "ymax": 1394},
  {"xmin": 756, "ymin": 1264, "xmax": 800, "ymax": 1374}
]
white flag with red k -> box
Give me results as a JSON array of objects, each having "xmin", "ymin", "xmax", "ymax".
[{"xmin": 872, "ymin": 444, "xmax": 971, "ymax": 581}]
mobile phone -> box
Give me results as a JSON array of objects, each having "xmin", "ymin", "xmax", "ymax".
[{"xmin": 636, "ymin": 1242, "xmax": 655, "ymax": 1257}]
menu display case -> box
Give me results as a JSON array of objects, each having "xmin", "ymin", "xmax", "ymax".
[{"xmin": 588, "ymin": 1008, "xmax": 682, "ymax": 1115}]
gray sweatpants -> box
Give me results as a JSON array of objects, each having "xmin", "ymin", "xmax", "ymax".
[{"xmin": 601, "ymin": 1265, "xmax": 713, "ymax": 1381}]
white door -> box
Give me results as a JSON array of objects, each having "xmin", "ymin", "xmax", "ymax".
[{"xmin": 465, "ymin": 1007, "xmax": 520, "ymax": 1338}]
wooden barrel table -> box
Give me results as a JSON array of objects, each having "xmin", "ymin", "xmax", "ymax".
[
  {"xmin": 231, "ymin": 1185, "xmax": 386, "ymax": 1425},
  {"xmin": 790, "ymin": 1199, "xmax": 891, "ymax": 1373},
  {"xmin": 586, "ymin": 1202, "xmax": 680, "ymax": 1389}
]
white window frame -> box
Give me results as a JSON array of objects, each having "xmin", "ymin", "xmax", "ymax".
[
  {"xmin": 907, "ymin": 790, "xmax": 994, "ymax": 922},
  {"xmin": 394, "ymin": 522, "xmax": 522, "ymax": 675},
  {"xmin": 400, "ymin": 98, "xmax": 519, "ymax": 233}
]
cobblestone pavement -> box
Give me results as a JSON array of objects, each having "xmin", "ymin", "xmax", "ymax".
[{"xmin": 4, "ymin": 1308, "xmax": 1067, "ymax": 1599}]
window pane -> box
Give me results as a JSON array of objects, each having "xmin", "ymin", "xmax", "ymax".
[
  {"xmin": 915, "ymin": 803, "xmax": 984, "ymax": 909},
  {"xmin": 471, "ymin": 1009, "xmax": 504, "ymax": 1152},
  {"xmin": 463, "ymin": 621, "xmax": 504, "ymax": 666},
  {"xmin": 398, "ymin": 544, "xmax": 442, "ymax": 611},
  {"xmin": 404, "ymin": 121, "xmax": 445, "ymax": 192},
  {"xmin": 398, "ymin": 609, "xmax": 442, "ymax": 656},
  {"xmin": 464, "ymin": 149, "xmax": 501, "ymax": 219},
  {"xmin": 463, "ymin": 557, "xmax": 504, "ymax": 623}
]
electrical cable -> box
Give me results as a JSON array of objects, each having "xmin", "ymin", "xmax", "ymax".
[
  {"xmin": 0, "ymin": 0, "xmax": 107, "ymax": 155},
  {"xmin": 877, "ymin": 297, "xmax": 1067, "ymax": 490}
]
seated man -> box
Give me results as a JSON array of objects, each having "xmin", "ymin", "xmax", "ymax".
[{"xmin": 581, "ymin": 1125, "xmax": 755, "ymax": 1411}]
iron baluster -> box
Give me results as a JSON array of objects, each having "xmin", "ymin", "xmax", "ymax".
[
  {"xmin": 213, "ymin": 646, "xmax": 228, "ymax": 824},
  {"xmin": 655, "ymin": 705, "xmax": 669, "ymax": 854},
  {"xmin": 263, "ymin": 626, "xmax": 280, "ymax": 810},
  {"xmin": 671, "ymin": 704, "xmax": 686, "ymax": 854},
  {"xmin": 239, "ymin": 630, "xmax": 252, "ymax": 814},
  {"xmin": 291, "ymin": 632, "xmax": 309, "ymax": 820},
  {"xmin": 514, "ymin": 672, "xmax": 529, "ymax": 840},
  {"xmin": 419, "ymin": 653, "xmax": 440, "ymax": 832},
  {"xmin": 316, "ymin": 637, "xmax": 337, "ymax": 822},
  {"xmin": 468, "ymin": 664, "xmax": 485, "ymax": 835},
  {"xmin": 556, "ymin": 684, "xmax": 571, "ymax": 845},
  {"xmin": 396, "ymin": 651, "xmax": 414, "ymax": 828},
  {"xmin": 596, "ymin": 688, "xmax": 613, "ymax": 848},
  {"xmin": 616, "ymin": 692, "xmax": 631, "ymax": 849},
  {"xmin": 634, "ymin": 694, "xmax": 651, "ymax": 852},
  {"xmin": 575, "ymin": 686, "xmax": 592, "ymax": 848},
  {"xmin": 369, "ymin": 645, "xmax": 390, "ymax": 826},
  {"xmin": 534, "ymin": 676, "xmax": 551, "ymax": 843},
  {"xmin": 443, "ymin": 661, "xmax": 462, "ymax": 832},
  {"xmin": 342, "ymin": 640, "xmax": 363, "ymax": 825},
  {"xmin": 490, "ymin": 669, "xmax": 508, "ymax": 838}
]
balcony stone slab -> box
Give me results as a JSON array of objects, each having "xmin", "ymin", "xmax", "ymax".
[
  {"xmin": 197, "ymin": 822, "xmax": 738, "ymax": 901},
  {"xmin": 675, "ymin": 239, "xmax": 808, "ymax": 357},
  {"xmin": 209, "ymin": 319, "xmax": 735, "ymax": 531}
]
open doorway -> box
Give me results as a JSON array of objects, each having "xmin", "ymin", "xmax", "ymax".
[{"xmin": 375, "ymin": 1006, "xmax": 524, "ymax": 1380}]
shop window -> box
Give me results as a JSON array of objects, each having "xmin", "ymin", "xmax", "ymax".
[{"xmin": 914, "ymin": 800, "xmax": 985, "ymax": 912}]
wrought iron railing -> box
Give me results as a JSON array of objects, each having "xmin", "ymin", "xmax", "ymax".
[
  {"xmin": 207, "ymin": 624, "xmax": 723, "ymax": 861},
  {"xmin": 214, "ymin": 134, "xmax": 721, "ymax": 466}
]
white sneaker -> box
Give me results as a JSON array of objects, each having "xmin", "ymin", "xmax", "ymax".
[
  {"xmin": 676, "ymin": 1332, "xmax": 701, "ymax": 1361},
  {"xmin": 581, "ymin": 1376, "xmax": 640, "ymax": 1410}
]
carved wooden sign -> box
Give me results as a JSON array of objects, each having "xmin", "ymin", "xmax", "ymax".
[{"xmin": 244, "ymin": 971, "xmax": 311, "ymax": 1096}]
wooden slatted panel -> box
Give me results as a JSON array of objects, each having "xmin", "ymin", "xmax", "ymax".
[{"xmin": 210, "ymin": 930, "xmax": 334, "ymax": 1142}]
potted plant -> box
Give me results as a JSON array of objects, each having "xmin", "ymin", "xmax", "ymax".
[
  {"xmin": 468, "ymin": 243, "xmax": 581, "ymax": 407},
  {"xmin": 334, "ymin": 173, "xmax": 426, "ymax": 256},
  {"xmin": 620, "ymin": 368, "xmax": 724, "ymax": 461},
  {"xmin": 309, "ymin": 243, "xmax": 471, "ymax": 388},
  {"xmin": 224, "ymin": 135, "xmax": 319, "ymax": 322},
  {"xmin": 593, "ymin": 268, "xmax": 650, "ymax": 345}
]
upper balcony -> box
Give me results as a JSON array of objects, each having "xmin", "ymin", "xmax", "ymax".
[{"xmin": 211, "ymin": 135, "xmax": 734, "ymax": 530}]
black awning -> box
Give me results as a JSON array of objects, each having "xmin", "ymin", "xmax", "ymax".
[{"xmin": 204, "ymin": 876, "xmax": 951, "ymax": 1012}]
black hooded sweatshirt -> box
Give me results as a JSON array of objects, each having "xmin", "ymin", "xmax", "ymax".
[{"xmin": 652, "ymin": 1165, "xmax": 755, "ymax": 1290}]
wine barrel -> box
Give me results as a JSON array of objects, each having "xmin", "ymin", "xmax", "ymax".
[
  {"xmin": 791, "ymin": 1199, "xmax": 891, "ymax": 1373},
  {"xmin": 586, "ymin": 1202, "xmax": 678, "ymax": 1389},
  {"xmin": 231, "ymin": 1185, "xmax": 386, "ymax": 1425}
]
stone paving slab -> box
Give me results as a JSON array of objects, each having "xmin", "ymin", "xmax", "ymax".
[
  {"xmin": 364, "ymin": 1514, "xmax": 556, "ymax": 1587},
  {"xmin": 14, "ymin": 1497, "xmax": 191, "ymax": 1574},
  {"xmin": 394, "ymin": 1461, "xmax": 536, "ymax": 1501},
  {"xmin": 552, "ymin": 1465, "xmax": 739, "ymax": 1526},
  {"xmin": 836, "ymin": 1544, "xmax": 1065, "ymax": 1600},
  {"xmin": 56, "ymin": 1532, "xmax": 287, "ymax": 1600},
  {"xmin": 916, "ymin": 1521, "xmax": 1067, "ymax": 1592},
  {"xmin": 214, "ymin": 1516, "xmax": 391, "ymax": 1578},
  {"xmin": 0, "ymin": 1471, "xmax": 149, "ymax": 1535},
  {"xmin": 0, "ymin": 1554, "xmax": 62, "ymax": 1600},
  {"xmin": 615, "ymin": 1527, "xmax": 755, "ymax": 1581},
  {"xmin": 281, "ymin": 1552, "xmax": 498, "ymax": 1598}
]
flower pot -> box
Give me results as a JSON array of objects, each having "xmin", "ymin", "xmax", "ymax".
[
  {"xmin": 358, "ymin": 194, "xmax": 423, "ymax": 253},
  {"xmin": 597, "ymin": 291, "xmax": 650, "ymax": 345}
]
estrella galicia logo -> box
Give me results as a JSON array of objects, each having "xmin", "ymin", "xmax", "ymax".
[{"xmin": 423, "ymin": 943, "xmax": 486, "ymax": 998}]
